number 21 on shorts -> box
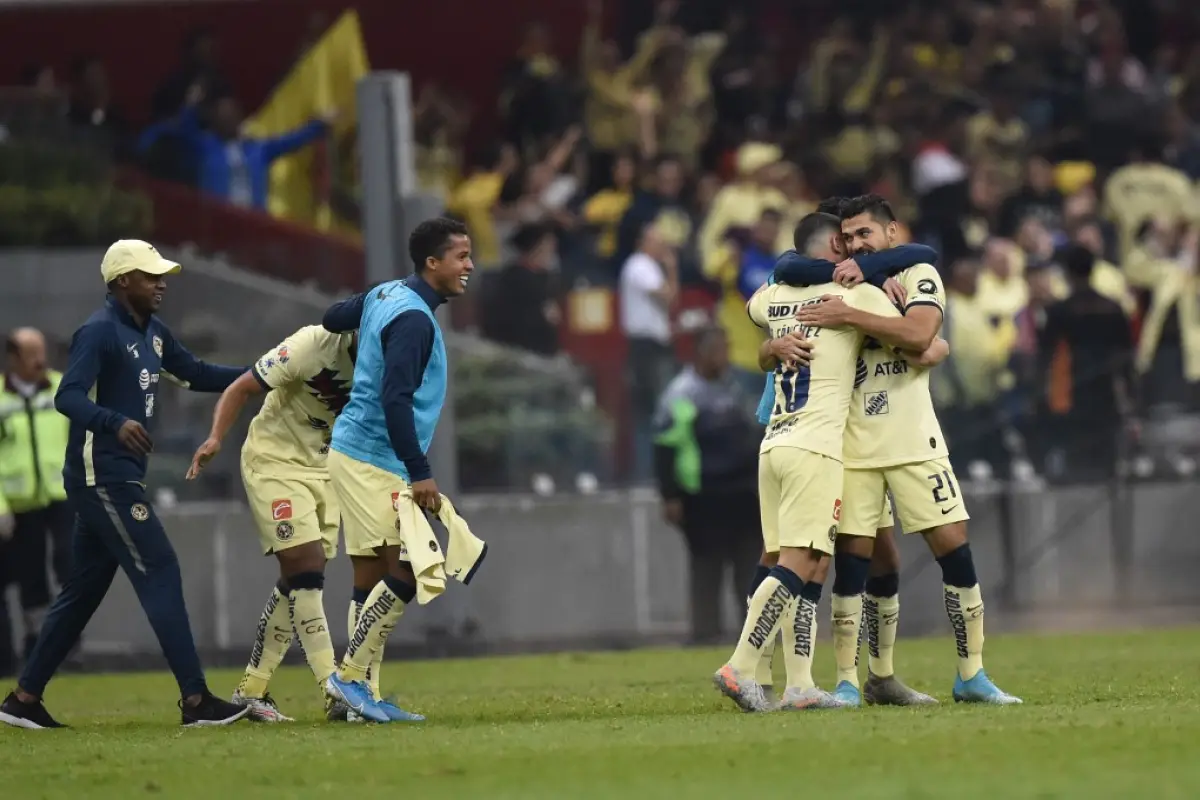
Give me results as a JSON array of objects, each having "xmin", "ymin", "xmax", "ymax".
[{"xmin": 926, "ymin": 469, "xmax": 958, "ymax": 504}]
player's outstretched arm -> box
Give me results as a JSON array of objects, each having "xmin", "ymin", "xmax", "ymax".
[
  {"xmin": 186, "ymin": 370, "xmax": 264, "ymax": 480},
  {"xmin": 841, "ymin": 243, "xmax": 940, "ymax": 288},
  {"xmin": 159, "ymin": 327, "xmax": 247, "ymax": 393},
  {"xmin": 381, "ymin": 311, "xmax": 441, "ymax": 511},
  {"xmin": 323, "ymin": 282, "xmax": 392, "ymax": 333},
  {"xmin": 772, "ymin": 251, "xmax": 836, "ymax": 286},
  {"xmin": 796, "ymin": 297, "xmax": 941, "ymax": 353}
]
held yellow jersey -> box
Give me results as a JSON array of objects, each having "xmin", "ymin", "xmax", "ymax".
[
  {"xmin": 844, "ymin": 263, "xmax": 949, "ymax": 469},
  {"xmin": 749, "ymin": 282, "xmax": 899, "ymax": 461},
  {"xmin": 243, "ymin": 325, "xmax": 355, "ymax": 478}
]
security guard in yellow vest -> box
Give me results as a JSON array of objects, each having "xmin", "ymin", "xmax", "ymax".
[{"xmin": 1, "ymin": 329, "xmax": 72, "ymax": 673}]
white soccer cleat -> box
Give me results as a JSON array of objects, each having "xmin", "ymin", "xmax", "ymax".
[
  {"xmin": 231, "ymin": 691, "xmax": 294, "ymax": 722},
  {"xmin": 713, "ymin": 664, "xmax": 773, "ymax": 712},
  {"xmin": 777, "ymin": 686, "xmax": 851, "ymax": 710}
]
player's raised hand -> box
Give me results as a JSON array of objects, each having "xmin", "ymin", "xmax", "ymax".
[
  {"xmin": 186, "ymin": 437, "xmax": 222, "ymax": 480},
  {"xmin": 769, "ymin": 331, "xmax": 814, "ymax": 369},
  {"xmin": 882, "ymin": 277, "xmax": 906, "ymax": 307},
  {"xmin": 833, "ymin": 258, "xmax": 864, "ymax": 286},
  {"xmin": 794, "ymin": 295, "xmax": 853, "ymax": 327},
  {"xmin": 412, "ymin": 478, "xmax": 442, "ymax": 513},
  {"xmin": 117, "ymin": 420, "xmax": 154, "ymax": 457}
]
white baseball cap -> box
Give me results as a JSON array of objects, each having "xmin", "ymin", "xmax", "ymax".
[{"xmin": 100, "ymin": 239, "xmax": 181, "ymax": 284}]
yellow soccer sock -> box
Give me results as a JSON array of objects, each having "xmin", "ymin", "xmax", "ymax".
[
  {"xmin": 782, "ymin": 594, "xmax": 819, "ymax": 691},
  {"xmin": 754, "ymin": 634, "xmax": 777, "ymax": 688},
  {"xmin": 338, "ymin": 577, "xmax": 409, "ymax": 683},
  {"xmin": 237, "ymin": 583, "xmax": 293, "ymax": 698},
  {"xmin": 287, "ymin": 576, "xmax": 336, "ymax": 686},
  {"xmin": 729, "ymin": 575, "xmax": 794, "ymax": 675},
  {"xmin": 347, "ymin": 593, "xmax": 383, "ymax": 700},
  {"xmin": 831, "ymin": 593, "xmax": 864, "ymax": 688},
  {"xmin": 864, "ymin": 592, "xmax": 899, "ymax": 678},
  {"xmin": 944, "ymin": 583, "xmax": 985, "ymax": 680}
]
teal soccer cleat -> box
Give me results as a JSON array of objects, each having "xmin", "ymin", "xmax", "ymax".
[
  {"xmin": 831, "ymin": 680, "xmax": 862, "ymax": 707},
  {"xmin": 953, "ymin": 670, "xmax": 1023, "ymax": 705},
  {"xmin": 378, "ymin": 697, "xmax": 425, "ymax": 722},
  {"xmin": 325, "ymin": 674, "xmax": 390, "ymax": 723}
]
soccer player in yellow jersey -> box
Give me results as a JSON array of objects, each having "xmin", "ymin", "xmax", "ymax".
[
  {"xmin": 185, "ymin": 324, "xmax": 375, "ymax": 721},
  {"xmin": 796, "ymin": 194, "xmax": 1022, "ymax": 705},
  {"xmin": 713, "ymin": 211, "xmax": 901, "ymax": 712}
]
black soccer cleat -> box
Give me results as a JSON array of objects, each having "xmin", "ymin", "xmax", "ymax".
[
  {"xmin": 0, "ymin": 691, "xmax": 67, "ymax": 729},
  {"xmin": 180, "ymin": 692, "xmax": 251, "ymax": 727}
]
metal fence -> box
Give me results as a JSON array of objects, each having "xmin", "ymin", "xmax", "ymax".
[{"xmin": 4, "ymin": 480, "xmax": 1196, "ymax": 665}]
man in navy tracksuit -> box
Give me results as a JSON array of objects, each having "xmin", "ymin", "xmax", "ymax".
[{"xmin": 0, "ymin": 240, "xmax": 251, "ymax": 728}]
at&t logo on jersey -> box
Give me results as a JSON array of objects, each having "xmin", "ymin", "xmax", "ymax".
[{"xmin": 865, "ymin": 391, "xmax": 889, "ymax": 416}]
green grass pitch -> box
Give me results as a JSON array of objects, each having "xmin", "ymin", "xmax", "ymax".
[{"xmin": 3, "ymin": 628, "xmax": 1200, "ymax": 799}]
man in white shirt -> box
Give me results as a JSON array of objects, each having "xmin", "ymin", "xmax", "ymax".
[{"xmin": 620, "ymin": 224, "xmax": 679, "ymax": 480}]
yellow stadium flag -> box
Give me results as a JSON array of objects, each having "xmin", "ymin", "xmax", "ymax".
[{"xmin": 245, "ymin": 9, "xmax": 369, "ymax": 231}]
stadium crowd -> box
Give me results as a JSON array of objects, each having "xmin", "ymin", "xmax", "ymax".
[{"xmin": 5, "ymin": 0, "xmax": 1200, "ymax": 489}]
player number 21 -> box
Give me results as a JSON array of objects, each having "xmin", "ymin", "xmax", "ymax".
[
  {"xmin": 774, "ymin": 365, "xmax": 811, "ymax": 414},
  {"xmin": 927, "ymin": 470, "xmax": 958, "ymax": 504}
]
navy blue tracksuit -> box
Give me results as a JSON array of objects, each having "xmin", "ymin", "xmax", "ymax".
[{"xmin": 20, "ymin": 297, "xmax": 244, "ymax": 698}]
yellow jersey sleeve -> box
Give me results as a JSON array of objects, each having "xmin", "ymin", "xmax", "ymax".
[
  {"xmin": 747, "ymin": 285, "xmax": 772, "ymax": 328},
  {"xmin": 253, "ymin": 326, "xmax": 330, "ymax": 390},
  {"xmin": 897, "ymin": 263, "xmax": 945, "ymax": 315}
]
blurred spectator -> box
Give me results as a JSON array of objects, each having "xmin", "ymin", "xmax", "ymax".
[
  {"xmin": 616, "ymin": 154, "xmax": 692, "ymax": 270},
  {"xmin": 579, "ymin": 0, "xmax": 660, "ymax": 187},
  {"xmin": 1164, "ymin": 102, "xmax": 1200, "ymax": 180},
  {"xmin": 1130, "ymin": 221, "xmax": 1200, "ymax": 410},
  {"xmin": 966, "ymin": 72, "xmax": 1029, "ymax": 191},
  {"xmin": 1103, "ymin": 134, "xmax": 1193, "ymax": 259},
  {"xmin": 447, "ymin": 142, "xmax": 520, "ymax": 268},
  {"xmin": 152, "ymin": 27, "xmax": 232, "ymax": 121},
  {"xmin": 698, "ymin": 142, "xmax": 786, "ymax": 273},
  {"xmin": 1038, "ymin": 244, "xmax": 1135, "ymax": 482},
  {"xmin": 1072, "ymin": 218, "xmax": 1137, "ymax": 316},
  {"xmin": 66, "ymin": 57, "xmax": 128, "ymax": 155},
  {"xmin": 653, "ymin": 326, "xmax": 760, "ymax": 644},
  {"xmin": 998, "ymin": 153, "xmax": 1065, "ymax": 238},
  {"xmin": 709, "ymin": 208, "xmax": 783, "ymax": 397},
  {"xmin": 581, "ymin": 149, "xmax": 637, "ymax": 265},
  {"xmin": 499, "ymin": 20, "xmax": 572, "ymax": 153},
  {"xmin": 21, "ymin": 64, "xmax": 57, "ymax": 95},
  {"xmin": 481, "ymin": 224, "xmax": 561, "ymax": 357},
  {"xmin": 414, "ymin": 84, "xmax": 472, "ymax": 202},
  {"xmin": 136, "ymin": 90, "xmax": 331, "ymax": 210},
  {"xmin": 620, "ymin": 224, "xmax": 678, "ymax": 480},
  {"xmin": 936, "ymin": 258, "xmax": 1016, "ymax": 476},
  {"xmin": 1084, "ymin": 40, "xmax": 1161, "ymax": 169}
]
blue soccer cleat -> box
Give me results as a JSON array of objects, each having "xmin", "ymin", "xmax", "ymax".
[
  {"xmin": 378, "ymin": 696, "xmax": 425, "ymax": 722},
  {"xmin": 953, "ymin": 669, "xmax": 1023, "ymax": 705},
  {"xmin": 325, "ymin": 674, "xmax": 390, "ymax": 723},
  {"xmin": 831, "ymin": 680, "xmax": 863, "ymax": 707}
]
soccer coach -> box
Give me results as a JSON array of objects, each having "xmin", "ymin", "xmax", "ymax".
[{"xmin": 0, "ymin": 240, "xmax": 251, "ymax": 729}]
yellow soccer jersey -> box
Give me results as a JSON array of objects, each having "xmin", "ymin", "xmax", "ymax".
[
  {"xmin": 844, "ymin": 263, "xmax": 950, "ymax": 469},
  {"xmin": 749, "ymin": 282, "xmax": 899, "ymax": 461},
  {"xmin": 243, "ymin": 325, "xmax": 355, "ymax": 477}
]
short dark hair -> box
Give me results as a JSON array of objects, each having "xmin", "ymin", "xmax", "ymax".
[
  {"xmin": 816, "ymin": 196, "xmax": 848, "ymax": 217},
  {"xmin": 840, "ymin": 194, "xmax": 896, "ymax": 224},
  {"xmin": 792, "ymin": 212, "xmax": 842, "ymax": 255},
  {"xmin": 1059, "ymin": 243, "xmax": 1095, "ymax": 281},
  {"xmin": 511, "ymin": 223, "xmax": 550, "ymax": 255},
  {"xmin": 409, "ymin": 217, "xmax": 469, "ymax": 272}
]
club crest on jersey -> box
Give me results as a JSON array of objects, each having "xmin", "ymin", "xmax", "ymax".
[
  {"xmin": 131, "ymin": 503, "xmax": 150, "ymax": 522},
  {"xmin": 271, "ymin": 499, "xmax": 293, "ymax": 521},
  {"xmin": 917, "ymin": 279, "xmax": 937, "ymax": 295},
  {"xmin": 832, "ymin": 498, "xmax": 842, "ymax": 522},
  {"xmin": 277, "ymin": 346, "xmax": 290, "ymax": 364},
  {"xmin": 276, "ymin": 522, "xmax": 294, "ymax": 541},
  {"xmin": 391, "ymin": 492, "xmax": 401, "ymax": 512},
  {"xmin": 865, "ymin": 391, "xmax": 889, "ymax": 416},
  {"xmin": 152, "ymin": 336, "xmax": 163, "ymax": 357}
]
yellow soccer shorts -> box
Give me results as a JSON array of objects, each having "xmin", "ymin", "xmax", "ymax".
[
  {"xmin": 327, "ymin": 448, "xmax": 435, "ymax": 560},
  {"xmin": 842, "ymin": 457, "xmax": 969, "ymax": 536},
  {"xmin": 241, "ymin": 457, "xmax": 339, "ymax": 561},
  {"xmin": 758, "ymin": 447, "xmax": 842, "ymax": 556}
]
